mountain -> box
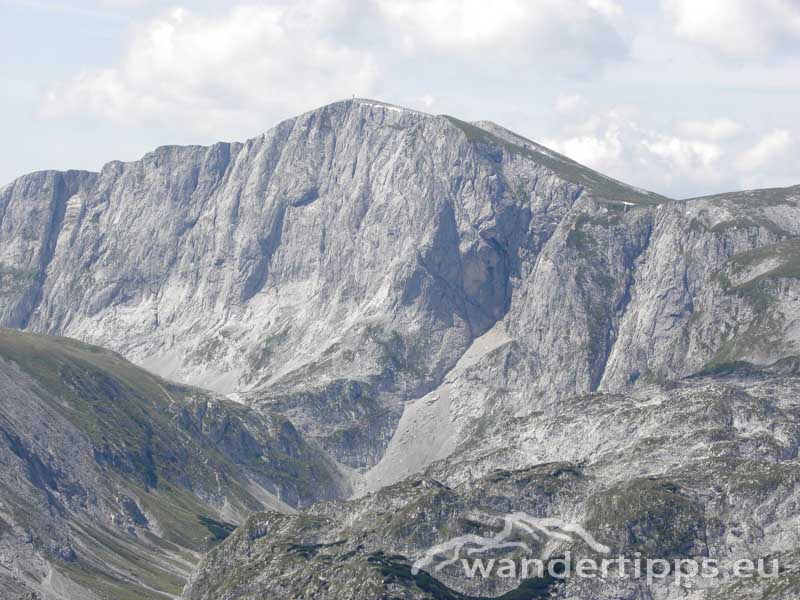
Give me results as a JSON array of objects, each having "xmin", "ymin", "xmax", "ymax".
[
  {"xmin": 5, "ymin": 99, "xmax": 800, "ymax": 472},
  {"xmin": 1, "ymin": 99, "xmax": 800, "ymax": 599},
  {"xmin": 0, "ymin": 328, "xmax": 346, "ymax": 599}
]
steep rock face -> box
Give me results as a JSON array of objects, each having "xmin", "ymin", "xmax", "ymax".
[
  {"xmin": 1, "ymin": 103, "xmax": 526, "ymax": 398},
  {"xmin": 0, "ymin": 170, "xmax": 97, "ymax": 329},
  {"xmin": 0, "ymin": 328, "xmax": 346, "ymax": 599},
  {"xmin": 600, "ymin": 187, "xmax": 800, "ymax": 390},
  {"xmin": 359, "ymin": 184, "xmax": 800, "ymax": 489},
  {"xmin": 2, "ymin": 100, "xmax": 636, "ymax": 467},
  {"xmin": 2, "ymin": 100, "xmax": 800, "ymax": 472}
]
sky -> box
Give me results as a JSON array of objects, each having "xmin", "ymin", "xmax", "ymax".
[{"xmin": 1, "ymin": 0, "xmax": 799, "ymax": 198}]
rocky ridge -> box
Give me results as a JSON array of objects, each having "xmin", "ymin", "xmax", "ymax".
[
  {"xmin": 184, "ymin": 365, "xmax": 800, "ymax": 599},
  {"xmin": 0, "ymin": 329, "xmax": 346, "ymax": 599}
]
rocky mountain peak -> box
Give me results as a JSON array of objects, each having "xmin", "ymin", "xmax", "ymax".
[
  {"xmin": 1, "ymin": 101, "xmax": 799, "ymax": 473},
  {"xmin": 1, "ymin": 100, "xmax": 800, "ymax": 599}
]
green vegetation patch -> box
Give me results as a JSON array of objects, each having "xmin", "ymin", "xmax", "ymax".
[
  {"xmin": 709, "ymin": 215, "xmax": 790, "ymax": 236},
  {"xmin": 57, "ymin": 560, "xmax": 176, "ymax": 600},
  {"xmin": 585, "ymin": 477, "xmax": 705, "ymax": 559},
  {"xmin": 691, "ymin": 185, "xmax": 800, "ymax": 208},
  {"xmin": 726, "ymin": 238, "xmax": 800, "ymax": 282},
  {"xmin": 0, "ymin": 329, "xmax": 283, "ymax": 538},
  {"xmin": 714, "ymin": 239, "xmax": 800, "ymax": 318},
  {"xmin": 699, "ymin": 312, "xmax": 785, "ymax": 374},
  {"xmin": 62, "ymin": 520, "xmax": 189, "ymax": 599},
  {"xmin": 198, "ymin": 514, "xmax": 237, "ymax": 542}
]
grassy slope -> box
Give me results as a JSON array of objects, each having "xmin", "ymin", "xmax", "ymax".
[
  {"xmin": 442, "ymin": 116, "xmax": 670, "ymax": 206},
  {"xmin": 0, "ymin": 328, "xmax": 343, "ymax": 599}
]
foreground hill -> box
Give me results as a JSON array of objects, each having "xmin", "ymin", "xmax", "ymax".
[{"xmin": 0, "ymin": 329, "xmax": 346, "ymax": 599}]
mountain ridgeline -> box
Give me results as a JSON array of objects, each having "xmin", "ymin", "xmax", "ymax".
[{"xmin": 1, "ymin": 99, "xmax": 800, "ymax": 599}]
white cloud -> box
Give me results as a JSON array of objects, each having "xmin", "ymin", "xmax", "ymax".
[
  {"xmin": 39, "ymin": 0, "xmax": 631, "ymax": 138},
  {"xmin": 420, "ymin": 94, "xmax": 436, "ymax": 108},
  {"xmin": 549, "ymin": 128, "xmax": 623, "ymax": 172},
  {"xmin": 543, "ymin": 106, "xmax": 798, "ymax": 197},
  {"xmin": 42, "ymin": 2, "xmax": 379, "ymax": 133},
  {"xmin": 664, "ymin": 0, "xmax": 800, "ymax": 58},
  {"xmin": 375, "ymin": 0, "xmax": 626, "ymax": 70},
  {"xmin": 677, "ymin": 118, "xmax": 743, "ymax": 141},
  {"xmin": 555, "ymin": 93, "xmax": 586, "ymax": 114},
  {"xmin": 19, "ymin": 0, "xmax": 799, "ymax": 198},
  {"xmin": 586, "ymin": 0, "xmax": 622, "ymax": 18},
  {"xmin": 737, "ymin": 130, "xmax": 793, "ymax": 171},
  {"xmin": 547, "ymin": 117, "xmax": 726, "ymax": 194},
  {"xmin": 643, "ymin": 136, "xmax": 722, "ymax": 175}
]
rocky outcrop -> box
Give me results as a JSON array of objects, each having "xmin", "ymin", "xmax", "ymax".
[{"xmin": 183, "ymin": 367, "xmax": 800, "ymax": 600}]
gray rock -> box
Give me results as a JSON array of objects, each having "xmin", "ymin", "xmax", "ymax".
[
  {"xmin": 2, "ymin": 99, "xmax": 800, "ymax": 599},
  {"xmin": 184, "ymin": 369, "xmax": 800, "ymax": 599}
]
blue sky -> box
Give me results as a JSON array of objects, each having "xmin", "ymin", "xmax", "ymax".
[{"xmin": 2, "ymin": 0, "xmax": 799, "ymax": 197}]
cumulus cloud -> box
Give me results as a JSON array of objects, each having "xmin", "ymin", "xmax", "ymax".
[
  {"xmin": 40, "ymin": 0, "xmax": 632, "ymax": 138},
  {"xmin": 735, "ymin": 130, "xmax": 797, "ymax": 190},
  {"xmin": 643, "ymin": 136, "xmax": 722, "ymax": 180},
  {"xmin": 544, "ymin": 102, "xmax": 798, "ymax": 197},
  {"xmin": 555, "ymin": 93, "xmax": 587, "ymax": 114},
  {"xmin": 375, "ymin": 0, "xmax": 626, "ymax": 71},
  {"xmin": 664, "ymin": 0, "xmax": 800, "ymax": 58},
  {"xmin": 677, "ymin": 118, "xmax": 743, "ymax": 141},
  {"xmin": 42, "ymin": 2, "xmax": 379, "ymax": 133},
  {"xmin": 419, "ymin": 94, "xmax": 436, "ymax": 108},
  {"xmin": 548, "ymin": 126, "xmax": 623, "ymax": 173},
  {"xmin": 737, "ymin": 130, "xmax": 793, "ymax": 171},
  {"xmin": 547, "ymin": 122, "xmax": 725, "ymax": 194}
]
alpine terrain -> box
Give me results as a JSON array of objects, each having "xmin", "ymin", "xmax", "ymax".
[{"xmin": 1, "ymin": 99, "xmax": 799, "ymax": 599}]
